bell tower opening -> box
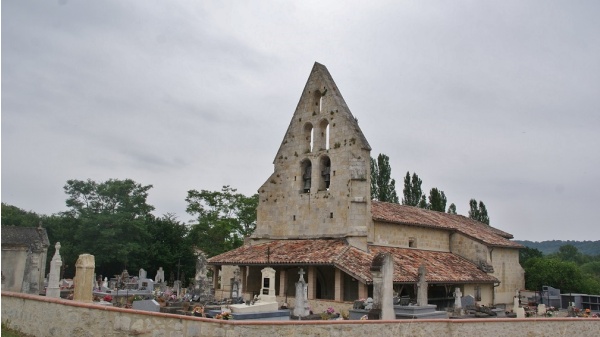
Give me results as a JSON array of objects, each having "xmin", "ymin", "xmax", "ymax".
[
  {"xmin": 301, "ymin": 159, "xmax": 312, "ymax": 193},
  {"xmin": 319, "ymin": 156, "xmax": 331, "ymax": 191},
  {"xmin": 304, "ymin": 123, "xmax": 314, "ymax": 153}
]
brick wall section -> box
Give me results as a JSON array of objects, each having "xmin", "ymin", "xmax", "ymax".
[{"xmin": 3, "ymin": 292, "xmax": 600, "ymax": 337}]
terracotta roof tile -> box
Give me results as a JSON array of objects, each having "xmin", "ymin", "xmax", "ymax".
[
  {"xmin": 208, "ymin": 240, "xmax": 498, "ymax": 284},
  {"xmin": 369, "ymin": 246, "xmax": 499, "ymax": 284},
  {"xmin": 372, "ymin": 201, "xmax": 523, "ymax": 248}
]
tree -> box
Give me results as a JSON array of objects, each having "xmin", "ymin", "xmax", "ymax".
[
  {"xmin": 1, "ymin": 203, "xmax": 43, "ymax": 227},
  {"xmin": 61, "ymin": 178, "xmax": 155, "ymax": 277},
  {"xmin": 186, "ymin": 185, "xmax": 258, "ymax": 257},
  {"xmin": 554, "ymin": 244, "xmax": 584, "ymax": 264},
  {"xmin": 519, "ymin": 246, "xmax": 544, "ymax": 265},
  {"xmin": 447, "ymin": 203, "xmax": 457, "ymax": 214},
  {"xmin": 402, "ymin": 172, "xmax": 424, "ymax": 207},
  {"xmin": 524, "ymin": 257, "xmax": 584, "ymax": 293},
  {"xmin": 428, "ymin": 188, "xmax": 447, "ymax": 212},
  {"xmin": 146, "ymin": 213, "xmax": 195, "ymax": 286},
  {"xmin": 370, "ymin": 154, "xmax": 399, "ymax": 203},
  {"xmin": 468, "ymin": 199, "xmax": 490, "ymax": 225}
]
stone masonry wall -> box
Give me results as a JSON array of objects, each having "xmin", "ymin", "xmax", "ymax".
[
  {"xmin": 372, "ymin": 222, "xmax": 450, "ymax": 251},
  {"xmin": 253, "ymin": 63, "xmax": 371, "ymax": 242},
  {"xmin": 491, "ymin": 247, "xmax": 525, "ymax": 304},
  {"xmin": 3, "ymin": 292, "xmax": 600, "ymax": 337}
]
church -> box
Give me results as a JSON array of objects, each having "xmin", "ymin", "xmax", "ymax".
[{"xmin": 208, "ymin": 62, "xmax": 524, "ymax": 309}]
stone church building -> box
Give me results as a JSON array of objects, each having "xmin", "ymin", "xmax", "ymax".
[{"xmin": 208, "ymin": 62, "xmax": 524, "ymax": 308}]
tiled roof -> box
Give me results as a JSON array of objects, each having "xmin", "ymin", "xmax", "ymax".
[
  {"xmin": 208, "ymin": 239, "xmax": 498, "ymax": 284},
  {"xmin": 372, "ymin": 201, "xmax": 523, "ymax": 248},
  {"xmin": 1, "ymin": 226, "xmax": 50, "ymax": 249},
  {"xmin": 369, "ymin": 246, "xmax": 499, "ymax": 284}
]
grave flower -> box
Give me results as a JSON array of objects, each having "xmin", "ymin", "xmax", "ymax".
[{"xmin": 103, "ymin": 295, "xmax": 113, "ymax": 302}]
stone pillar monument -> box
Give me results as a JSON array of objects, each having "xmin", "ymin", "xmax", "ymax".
[
  {"xmin": 293, "ymin": 268, "xmax": 309, "ymax": 317},
  {"xmin": 46, "ymin": 242, "xmax": 62, "ymax": 298},
  {"xmin": 368, "ymin": 252, "xmax": 395, "ymax": 320},
  {"xmin": 417, "ymin": 264, "xmax": 428, "ymax": 306},
  {"xmin": 73, "ymin": 254, "xmax": 95, "ymax": 303}
]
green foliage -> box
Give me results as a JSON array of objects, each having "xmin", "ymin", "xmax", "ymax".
[
  {"xmin": 1, "ymin": 323, "xmax": 34, "ymax": 337},
  {"xmin": 58, "ymin": 179, "xmax": 156, "ymax": 277},
  {"xmin": 186, "ymin": 185, "xmax": 258, "ymax": 257},
  {"xmin": 468, "ymin": 199, "xmax": 489, "ymax": 225},
  {"xmin": 1, "ymin": 203, "xmax": 43, "ymax": 227},
  {"xmin": 146, "ymin": 213, "xmax": 195, "ymax": 283},
  {"xmin": 519, "ymin": 246, "xmax": 544, "ymax": 265},
  {"xmin": 428, "ymin": 188, "xmax": 447, "ymax": 212},
  {"xmin": 524, "ymin": 257, "xmax": 583, "ymax": 293},
  {"xmin": 580, "ymin": 261, "xmax": 600, "ymax": 278},
  {"xmin": 402, "ymin": 172, "xmax": 424, "ymax": 207},
  {"xmin": 515, "ymin": 240, "xmax": 600, "ymax": 256},
  {"xmin": 550, "ymin": 244, "xmax": 585, "ymax": 264},
  {"xmin": 521, "ymin": 244, "xmax": 600, "ymax": 295},
  {"xmin": 370, "ymin": 154, "xmax": 399, "ymax": 203},
  {"xmin": 447, "ymin": 203, "xmax": 457, "ymax": 214}
]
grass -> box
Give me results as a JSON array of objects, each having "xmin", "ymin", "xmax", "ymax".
[{"xmin": 1, "ymin": 323, "xmax": 35, "ymax": 337}]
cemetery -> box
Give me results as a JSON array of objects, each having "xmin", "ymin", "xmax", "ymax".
[{"xmin": 2, "ymin": 63, "xmax": 600, "ymax": 336}]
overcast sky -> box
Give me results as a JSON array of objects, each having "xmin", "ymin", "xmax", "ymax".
[{"xmin": 2, "ymin": 1, "xmax": 599, "ymax": 241}]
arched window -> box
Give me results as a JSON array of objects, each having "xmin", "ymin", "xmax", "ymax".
[
  {"xmin": 318, "ymin": 119, "xmax": 330, "ymax": 151},
  {"xmin": 319, "ymin": 156, "xmax": 331, "ymax": 191},
  {"xmin": 304, "ymin": 123, "xmax": 314, "ymax": 153},
  {"xmin": 301, "ymin": 159, "xmax": 312, "ymax": 193}
]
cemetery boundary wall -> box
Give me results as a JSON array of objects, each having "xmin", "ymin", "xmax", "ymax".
[{"xmin": 2, "ymin": 291, "xmax": 599, "ymax": 337}]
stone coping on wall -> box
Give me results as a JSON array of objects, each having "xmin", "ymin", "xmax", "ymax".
[{"xmin": 2, "ymin": 290, "xmax": 595, "ymax": 326}]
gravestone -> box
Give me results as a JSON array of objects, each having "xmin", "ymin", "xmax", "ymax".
[
  {"xmin": 155, "ymin": 267, "xmax": 165, "ymax": 283},
  {"xmin": 537, "ymin": 303, "xmax": 546, "ymax": 316},
  {"xmin": 193, "ymin": 251, "xmax": 211, "ymax": 302},
  {"xmin": 73, "ymin": 254, "xmax": 95, "ymax": 303},
  {"xmin": 462, "ymin": 294, "xmax": 475, "ymax": 309},
  {"xmin": 174, "ymin": 280, "xmax": 182, "ymax": 297},
  {"xmin": 453, "ymin": 287, "xmax": 463, "ymax": 316},
  {"xmin": 260, "ymin": 267, "xmax": 276, "ymax": 302},
  {"xmin": 454, "ymin": 288, "xmax": 462, "ymax": 309},
  {"xmin": 513, "ymin": 290, "xmax": 520, "ymax": 313},
  {"xmin": 46, "ymin": 242, "xmax": 62, "ymax": 298},
  {"xmin": 229, "ymin": 267, "xmax": 278, "ymax": 313},
  {"xmin": 416, "ymin": 264, "xmax": 428, "ymax": 306},
  {"xmin": 368, "ymin": 252, "xmax": 394, "ymax": 320},
  {"xmin": 132, "ymin": 299, "xmax": 161, "ymax": 312},
  {"xmin": 516, "ymin": 307, "xmax": 526, "ymax": 318},
  {"xmin": 230, "ymin": 268, "xmax": 242, "ymax": 299},
  {"xmin": 293, "ymin": 268, "xmax": 309, "ymax": 317}
]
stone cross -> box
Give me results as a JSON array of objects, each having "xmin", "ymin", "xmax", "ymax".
[
  {"xmin": 293, "ymin": 268, "xmax": 309, "ymax": 317},
  {"xmin": 73, "ymin": 254, "xmax": 95, "ymax": 303},
  {"xmin": 416, "ymin": 264, "xmax": 428, "ymax": 306},
  {"xmin": 298, "ymin": 268, "xmax": 305, "ymax": 281},
  {"xmin": 46, "ymin": 242, "xmax": 62, "ymax": 298}
]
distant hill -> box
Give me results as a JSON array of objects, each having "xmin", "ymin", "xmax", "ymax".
[{"xmin": 515, "ymin": 240, "xmax": 600, "ymax": 256}]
